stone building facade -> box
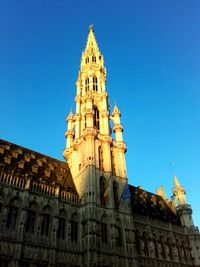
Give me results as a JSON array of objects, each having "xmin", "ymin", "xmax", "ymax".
[{"xmin": 0, "ymin": 26, "xmax": 200, "ymax": 267}]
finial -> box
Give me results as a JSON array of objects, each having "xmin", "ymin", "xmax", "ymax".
[{"xmin": 89, "ymin": 24, "xmax": 94, "ymax": 32}]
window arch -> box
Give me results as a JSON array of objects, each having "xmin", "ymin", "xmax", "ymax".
[
  {"xmin": 182, "ymin": 241, "xmax": 188, "ymax": 262},
  {"xmin": 167, "ymin": 238, "xmax": 173, "ymax": 261},
  {"xmin": 153, "ymin": 235, "xmax": 158, "ymax": 258},
  {"xmin": 25, "ymin": 201, "xmax": 38, "ymax": 234},
  {"xmin": 93, "ymin": 76, "xmax": 98, "ymax": 91},
  {"xmin": 57, "ymin": 209, "xmax": 66, "ymax": 240},
  {"xmin": 113, "ymin": 181, "xmax": 119, "ymax": 210},
  {"xmin": 71, "ymin": 214, "xmax": 78, "ymax": 242},
  {"xmin": 85, "ymin": 77, "xmax": 89, "ymax": 92},
  {"xmin": 100, "ymin": 176, "xmax": 106, "ymax": 206},
  {"xmin": 41, "ymin": 205, "xmax": 51, "ymax": 237},
  {"xmin": 6, "ymin": 197, "xmax": 20, "ymax": 230},
  {"xmin": 142, "ymin": 232, "xmax": 149, "ymax": 256},
  {"xmin": 159, "ymin": 236, "xmax": 166, "ymax": 259}
]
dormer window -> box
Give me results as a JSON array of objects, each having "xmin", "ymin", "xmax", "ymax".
[
  {"xmin": 92, "ymin": 56, "xmax": 96, "ymax": 62},
  {"xmin": 93, "ymin": 76, "xmax": 98, "ymax": 91},
  {"xmin": 85, "ymin": 78, "xmax": 89, "ymax": 92}
]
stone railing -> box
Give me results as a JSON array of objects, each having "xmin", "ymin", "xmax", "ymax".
[
  {"xmin": 0, "ymin": 169, "xmax": 26, "ymax": 189},
  {"xmin": 30, "ymin": 181, "xmax": 56, "ymax": 197},
  {"xmin": 60, "ymin": 190, "xmax": 81, "ymax": 204}
]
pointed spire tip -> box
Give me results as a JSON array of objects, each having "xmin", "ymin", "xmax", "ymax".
[{"xmin": 89, "ymin": 24, "xmax": 94, "ymax": 32}]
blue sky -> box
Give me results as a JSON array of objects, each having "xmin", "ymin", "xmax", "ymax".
[{"xmin": 1, "ymin": 0, "xmax": 200, "ymax": 227}]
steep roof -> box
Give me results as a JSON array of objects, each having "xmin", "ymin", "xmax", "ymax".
[
  {"xmin": 129, "ymin": 185, "xmax": 180, "ymax": 225},
  {"xmin": 0, "ymin": 139, "xmax": 77, "ymax": 194}
]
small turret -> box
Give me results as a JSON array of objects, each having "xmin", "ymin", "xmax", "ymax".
[
  {"xmin": 112, "ymin": 104, "xmax": 123, "ymax": 142},
  {"xmin": 172, "ymin": 175, "xmax": 194, "ymax": 227}
]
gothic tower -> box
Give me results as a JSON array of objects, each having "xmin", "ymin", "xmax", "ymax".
[
  {"xmin": 173, "ymin": 175, "xmax": 200, "ymax": 265},
  {"xmin": 63, "ymin": 25, "xmax": 127, "ymax": 209}
]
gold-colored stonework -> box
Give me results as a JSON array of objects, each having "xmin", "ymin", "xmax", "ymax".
[{"xmin": 0, "ymin": 26, "xmax": 200, "ymax": 267}]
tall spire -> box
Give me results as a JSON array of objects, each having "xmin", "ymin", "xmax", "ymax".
[{"xmin": 84, "ymin": 25, "xmax": 100, "ymax": 53}]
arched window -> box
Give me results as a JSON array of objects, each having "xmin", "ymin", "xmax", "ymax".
[
  {"xmin": 143, "ymin": 232, "xmax": 149, "ymax": 256},
  {"xmin": 85, "ymin": 77, "xmax": 89, "ymax": 92},
  {"xmin": 57, "ymin": 209, "xmax": 66, "ymax": 240},
  {"xmin": 94, "ymin": 106, "xmax": 100, "ymax": 129},
  {"xmin": 113, "ymin": 181, "xmax": 119, "ymax": 210},
  {"xmin": 153, "ymin": 237, "xmax": 158, "ymax": 258},
  {"xmin": 99, "ymin": 147, "xmax": 104, "ymax": 171},
  {"xmin": 135, "ymin": 231, "xmax": 141, "ymax": 255},
  {"xmin": 93, "ymin": 76, "xmax": 98, "ymax": 91},
  {"xmin": 25, "ymin": 210, "xmax": 36, "ymax": 233},
  {"xmin": 92, "ymin": 56, "xmax": 96, "ymax": 62},
  {"xmin": 100, "ymin": 176, "xmax": 106, "ymax": 206},
  {"xmin": 71, "ymin": 214, "xmax": 78, "ymax": 242},
  {"xmin": 41, "ymin": 205, "xmax": 51, "ymax": 237},
  {"xmin": 6, "ymin": 197, "xmax": 20, "ymax": 230},
  {"xmin": 167, "ymin": 238, "xmax": 173, "ymax": 261},
  {"xmin": 160, "ymin": 236, "xmax": 166, "ymax": 259},
  {"xmin": 182, "ymin": 241, "xmax": 188, "ymax": 262},
  {"xmin": 25, "ymin": 202, "xmax": 37, "ymax": 234}
]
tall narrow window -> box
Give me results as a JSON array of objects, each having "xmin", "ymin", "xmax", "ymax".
[
  {"xmin": 116, "ymin": 226, "xmax": 122, "ymax": 247},
  {"xmin": 6, "ymin": 206, "xmax": 18, "ymax": 230},
  {"xmin": 113, "ymin": 181, "xmax": 119, "ymax": 210},
  {"xmin": 153, "ymin": 237, "xmax": 158, "ymax": 258},
  {"xmin": 71, "ymin": 214, "xmax": 78, "ymax": 242},
  {"xmin": 167, "ymin": 238, "xmax": 173, "ymax": 260},
  {"xmin": 85, "ymin": 57, "xmax": 89, "ymax": 64},
  {"xmin": 111, "ymin": 152, "xmax": 116, "ymax": 176},
  {"xmin": 92, "ymin": 56, "xmax": 96, "ymax": 62},
  {"xmin": 25, "ymin": 210, "xmax": 36, "ymax": 233},
  {"xmin": 58, "ymin": 218, "xmax": 66, "ymax": 240},
  {"xmin": 85, "ymin": 78, "xmax": 89, "ymax": 92},
  {"xmin": 101, "ymin": 223, "xmax": 107, "ymax": 244},
  {"xmin": 99, "ymin": 147, "xmax": 103, "ymax": 171},
  {"xmin": 41, "ymin": 214, "xmax": 50, "ymax": 237},
  {"xmin": 143, "ymin": 233, "xmax": 149, "ymax": 256},
  {"xmin": 160, "ymin": 236, "xmax": 166, "ymax": 259},
  {"xmin": 100, "ymin": 176, "xmax": 106, "ymax": 206},
  {"xmin": 93, "ymin": 76, "xmax": 98, "ymax": 91},
  {"xmin": 94, "ymin": 106, "xmax": 100, "ymax": 129},
  {"xmin": 182, "ymin": 241, "xmax": 188, "ymax": 262},
  {"xmin": 135, "ymin": 231, "xmax": 141, "ymax": 255}
]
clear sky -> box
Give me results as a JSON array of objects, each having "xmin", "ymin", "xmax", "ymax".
[{"xmin": 1, "ymin": 0, "xmax": 200, "ymax": 227}]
